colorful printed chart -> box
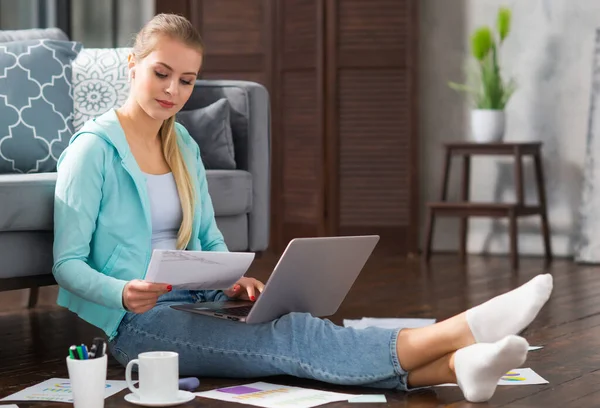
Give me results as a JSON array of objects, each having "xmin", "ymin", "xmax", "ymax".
[
  {"xmin": 196, "ymin": 382, "xmax": 355, "ymax": 408},
  {"xmin": 0, "ymin": 378, "xmax": 130, "ymax": 403},
  {"xmin": 498, "ymin": 368, "xmax": 549, "ymax": 386},
  {"xmin": 435, "ymin": 368, "xmax": 549, "ymax": 387}
]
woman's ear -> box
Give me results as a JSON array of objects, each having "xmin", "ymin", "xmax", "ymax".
[
  {"xmin": 127, "ymin": 53, "xmax": 136, "ymax": 81},
  {"xmin": 127, "ymin": 52, "xmax": 135, "ymax": 68}
]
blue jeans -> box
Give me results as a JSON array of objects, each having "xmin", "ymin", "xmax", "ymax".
[{"xmin": 108, "ymin": 290, "xmax": 409, "ymax": 390}]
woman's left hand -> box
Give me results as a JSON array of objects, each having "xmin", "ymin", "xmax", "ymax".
[{"xmin": 223, "ymin": 277, "xmax": 265, "ymax": 301}]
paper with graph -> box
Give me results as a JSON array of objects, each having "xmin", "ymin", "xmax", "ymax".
[
  {"xmin": 436, "ymin": 368, "xmax": 549, "ymax": 387},
  {"xmin": 145, "ymin": 249, "xmax": 255, "ymax": 290},
  {"xmin": 497, "ymin": 368, "xmax": 549, "ymax": 385},
  {"xmin": 196, "ymin": 382, "xmax": 354, "ymax": 408},
  {"xmin": 0, "ymin": 378, "xmax": 129, "ymax": 402}
]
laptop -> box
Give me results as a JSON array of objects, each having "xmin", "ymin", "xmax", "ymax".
[{"xmin": 170, "ymin": 235, "xmax": 380, "ymax": 323}]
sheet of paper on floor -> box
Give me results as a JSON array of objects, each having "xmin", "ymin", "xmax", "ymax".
[
  {"xmin": 497, "ymin": 368, "xmax": 549, "ymax": 385},
  {"xmin": 0, "ymin": 378, "xmax": 130, "ymax": 403},
  {"xmin": 343, "ymin": 317, "xmax": 436, "ymax": 330},
  {"xmin": 348, "ymin": 394, "xmax": 387, "ymax": 403},
  {"xmin": 435, "ymin": 368, "xmax": 549, "ymax": 387},
  {"xmin": 196, "ymin": 382, "xmax": 355, "ymax": 408}
]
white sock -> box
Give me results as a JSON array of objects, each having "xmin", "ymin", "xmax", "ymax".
[
  {"xmin": 454, "ymin": 335, "xmax": 529, "ymax": 403},
  {"xmin": 466, "ymin": 274, "xmax": 553, "ymax": 343}
]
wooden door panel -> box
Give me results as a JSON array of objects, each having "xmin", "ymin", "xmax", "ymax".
[
  {"xmin": 278, "ymin": 0, "xmax": 325, "ymax": 245},
  {"xmin": 329, "ymin": 0, "xmax": 418, "ymax": 253},
  {"xmin": 154, "ymin": 0, "xmax": 419, "ymax": 255}
]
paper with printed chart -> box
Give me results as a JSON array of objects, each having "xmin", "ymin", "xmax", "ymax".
[
  {"xmin": 0, "ymin": 378, "xmax": 129, "ymax": 403},
  {"xmin": 145, "ymin": 249, "xmax": 255, "ymax": 290},
  {"xmin": 196, "ymin": 382, "xmax": 355, "ymax": 408},
  {"xmin": 435, "ymin": 368, "xmax": 549, "ymax": 387}
]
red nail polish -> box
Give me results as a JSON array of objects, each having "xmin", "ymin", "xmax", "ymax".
[
  {"xmin": 167, "ymin": 285, "xmax": 172, "ymax": 292},
  {"xmin": 251, "ymin": 296, "xmax": 256, "ymax": 301}
]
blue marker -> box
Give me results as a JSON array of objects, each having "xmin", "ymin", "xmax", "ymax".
[{"xmin": 81, "ymin": 344, "xmax": 89, "ymax": 360}]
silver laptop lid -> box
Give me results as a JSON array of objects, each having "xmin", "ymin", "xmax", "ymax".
[{"xmin": 245, "ymin": 235, "xmax": 380, "ymax": 324}]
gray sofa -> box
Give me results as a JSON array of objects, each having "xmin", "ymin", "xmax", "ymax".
[{"xmin": 0, "ymin": 28, "xmax": 270, "ymax": 303}]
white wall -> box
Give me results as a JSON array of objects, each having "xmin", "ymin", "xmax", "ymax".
[{"xmin": 420, "ymin": 0, "xmax": 600, "ymax": 257}]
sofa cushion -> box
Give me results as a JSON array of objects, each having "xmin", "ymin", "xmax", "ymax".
[
  {"xmin": 0, "ymin": 39, "xmax": 82, "ymax": 174},
  {"xmin": 0, "ymin": 231, "xmax": 54, "ymax": 278},
  {"xmin": 72, "ymin": 47, "xmax": 131, "ymax": 132},
  {"xmin": 0, "ymin": 170, "xmax": 251, "ymax": 232},
  {"xmin": 0, "ymin": 173, "xmax": 56, "ymax": 232},
  {"xmin": 176, "ymin": 98, "xmax": 236, "ymax": 170},
  {"xmin": 206, "ymin": 170, "xmax": 252, "ymax": 216}
]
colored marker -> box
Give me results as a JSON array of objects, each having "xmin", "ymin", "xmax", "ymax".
[
  {"xmin": 69, "ymin": 345, "xmax": 78, "ymax": 359},
  {"xmin": 81, "ymin": 344, "xmax": 89, "ymax": 360}
]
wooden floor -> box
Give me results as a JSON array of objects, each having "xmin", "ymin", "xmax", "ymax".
[{"xmin": 1, "ymin": 252, "xmax": 599, "ymax": 407}]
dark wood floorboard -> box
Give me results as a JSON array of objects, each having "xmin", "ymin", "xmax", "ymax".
[{"xmin": 0, "ymin": 253, "xmax": 598, "ymax": 407}]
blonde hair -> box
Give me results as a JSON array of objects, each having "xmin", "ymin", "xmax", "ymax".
[{"xmin": 132, "ymin": 13, "xmax": 204, "ymax": 250}]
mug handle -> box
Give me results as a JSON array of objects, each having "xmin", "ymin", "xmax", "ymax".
[{"xmin": 125, "ymin": 359, "xmax": 140, "ymax": 396}]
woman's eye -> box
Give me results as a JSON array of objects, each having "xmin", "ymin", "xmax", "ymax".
[
  {"xmin": 180, "ymin": 79, "xmax": 192, "ymax": 85},
  {"xmin": 155, "ymin": 71, "xmax": 168, "ymax": 79}
]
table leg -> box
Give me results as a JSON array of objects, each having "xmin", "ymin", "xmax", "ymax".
[
  {"xmin": 459, "ymin": 155, "xmax": 471, "ymax": 262},
  {"xmin": 534, "ymin": 151, "xmax": 553, "ymax": 263},
  {"xmin": 423, "ymin": 208, "xmax": 435, "ymax": 262},
  {"xmin": 509, "ymin": 209, "xmax": 519, "ymax": 270}
]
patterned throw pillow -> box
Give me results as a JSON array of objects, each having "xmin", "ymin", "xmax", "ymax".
[
  {"xmin": 72, "ymin": 48, "xmax": 131, "ymax": 132},
  {"xmin": 0, "ymin": 39, "xmax": 82, "ymax": 174}
]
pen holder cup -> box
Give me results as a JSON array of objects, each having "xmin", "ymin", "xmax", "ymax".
[{"xmin": 66, "ymin": 354, "xmax": 108, "ymax": 408}]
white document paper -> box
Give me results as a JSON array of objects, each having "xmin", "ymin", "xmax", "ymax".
[
  {"xmin": 435, "ymin": 368, "xmax": 549, "ymax": 387},
  {"xmin": 348, "ymin": 394, "xmax": 387, "ymax": 403},
  {"xmin": 196, "ymin": 382, "xmax": 354, "ymax": 408},
  {"xmin": 145, "ymin": 249, "xmax": 255, "ymax": 290},
  {"xmin": 0, "ymin": 378, "xmax": 129, "ymax": 403},
  {"xmin": 343, "ymin": 317, "xmax": 436, "ymax": 330},
  {"xmin": 497, "ymin": 368, "xmax": 549, "ymax": 385}
]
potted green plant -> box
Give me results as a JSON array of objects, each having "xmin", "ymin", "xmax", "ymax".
[{"xmin": 449, "ymin": 6, "xmax": 516, "ymax": 143}]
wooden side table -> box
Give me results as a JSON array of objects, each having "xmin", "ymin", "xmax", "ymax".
[{"xmin": 423, "ymin": 142, "xmax": 553, "ymax": 269}]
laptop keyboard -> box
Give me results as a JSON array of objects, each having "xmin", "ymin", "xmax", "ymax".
[{"xmin": 214, "ymin": 305, "xmax": 254, "ymax": 316}]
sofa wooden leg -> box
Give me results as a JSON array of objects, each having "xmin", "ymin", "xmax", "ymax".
[{"xmin": 28, "ymin": 287, "xmax": 39, "ymax": 309}]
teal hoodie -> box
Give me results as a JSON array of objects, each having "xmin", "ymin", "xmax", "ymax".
[{"xmin": 52, "ymin": 109, "xmax": 228, "ymax": 339}]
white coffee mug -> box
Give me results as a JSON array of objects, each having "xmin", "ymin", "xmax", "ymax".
[{"xmin": 125, "ymin": 351, "xmax": 179, "ymax": 402}]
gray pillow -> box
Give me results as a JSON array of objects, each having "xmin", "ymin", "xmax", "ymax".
[
  {"xmin": 176, "ymin": 98, "xmax": 236, "ymax": 170},
  {"xmin": 0, "ymin": 39, "xmax": 82, "ymax": 174}
]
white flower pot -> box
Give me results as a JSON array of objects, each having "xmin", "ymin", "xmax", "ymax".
[{"xmin": 470, "ymin": 109, "xmax": 506, "ymax": 143}]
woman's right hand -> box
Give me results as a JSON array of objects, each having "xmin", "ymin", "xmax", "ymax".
[{"xmin": 122, "ymin": 279, "xmax": 172, "ymax": 313}]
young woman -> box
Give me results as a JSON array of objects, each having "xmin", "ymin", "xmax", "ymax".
[{"xmin": 53, "ymin": 13, "xmax": 553, "ymax": 403}]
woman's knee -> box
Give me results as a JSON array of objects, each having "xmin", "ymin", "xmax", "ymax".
[{"xmin": 108, "ymin": 340, "xmax": 131, "ymax": 367}]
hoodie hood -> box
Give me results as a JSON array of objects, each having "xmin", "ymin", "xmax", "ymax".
[{"xmin": 71, "ymin": 109, "xmax": 133, "ymax": 161}]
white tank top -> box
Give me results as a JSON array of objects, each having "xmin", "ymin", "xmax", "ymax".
[{"xmin": 144, "ymin": 172, "xmax": 182, "ymax": 250}]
